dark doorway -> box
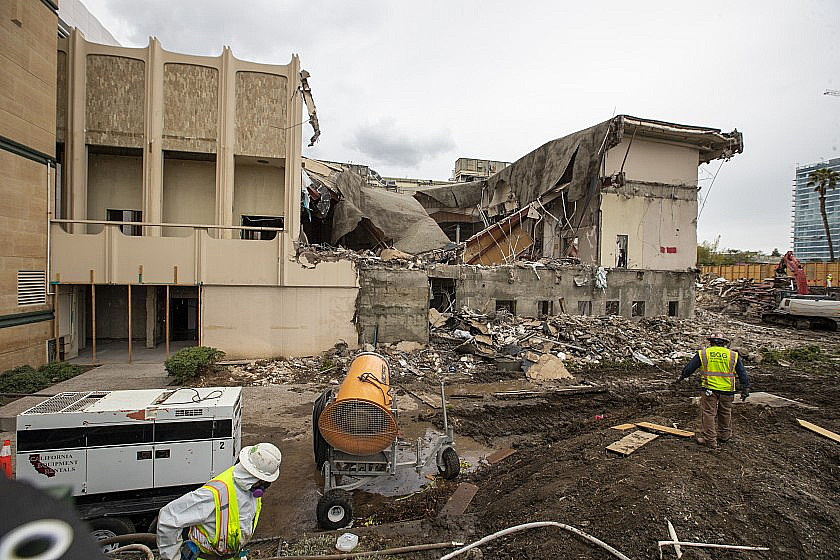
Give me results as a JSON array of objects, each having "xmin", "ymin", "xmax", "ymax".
[
  {"xmin": 170, "ymin": 290, "xmax": 198, "ymax": 341},
  {"xmin": 430, "ymin": 278, "xmax": 457, "ymax": 313}
]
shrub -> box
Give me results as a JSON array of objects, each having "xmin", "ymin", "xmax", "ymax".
[
  {"xmin": 0, "ymin": 362, "xmax": 84, "ymax": 396},
  {"xmin": 761, "ymin": 345, "xmax": 823, "ymax": 365},
  {"xmin": 165, "ymin": 346, "xmax": 225, "ymax": 385}
]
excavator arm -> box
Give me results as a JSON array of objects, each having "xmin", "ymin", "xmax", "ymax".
[{"xmin": 776, "ymin": 251, "xmax": 809, "ymax": 295}]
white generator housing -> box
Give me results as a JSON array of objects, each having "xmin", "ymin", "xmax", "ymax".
[{"xmin": 16, "ymin": 387, "xmax": 242, "ymax": 496}]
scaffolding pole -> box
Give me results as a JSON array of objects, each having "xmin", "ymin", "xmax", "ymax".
[{"xmin": 127, "ymin": 284, "xmax": 132, "ymax": 364}]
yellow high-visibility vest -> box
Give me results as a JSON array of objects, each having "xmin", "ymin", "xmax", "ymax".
[
  {"xmin": 188, "ymin": 466, "xmax": 262, "ymax": 557},
  {"xmin": 699, "ymin": 346, "xmax": 737, "ymax": 392}
]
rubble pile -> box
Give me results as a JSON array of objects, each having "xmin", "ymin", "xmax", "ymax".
[{"xmin": 695, "ymin": 274, "xmax": 780, "ymax": 316}]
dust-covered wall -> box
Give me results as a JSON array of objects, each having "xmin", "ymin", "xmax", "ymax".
[
  {"xmin": 359, "ymin": 265, "xmax": 695, "ymax": 344},
  {"xmin": 357, "ymin": 269, "xmax": 430, "ymax": 345}
]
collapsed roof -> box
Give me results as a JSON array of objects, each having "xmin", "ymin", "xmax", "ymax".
[
  {"xmin": 415, "ymin": 114, "xmax": 744, "ymax": 212},
  {"xmin": 302, "ymin": 158, "xmax": 451, "ymax": 254}
]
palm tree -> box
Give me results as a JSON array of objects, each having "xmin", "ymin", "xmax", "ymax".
[{"xmin": 807, "ymin": 168, "xmax": 839, "ymax": 261}]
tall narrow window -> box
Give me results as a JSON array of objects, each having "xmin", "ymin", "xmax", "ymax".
[
  {"xmin": 616, "ymin": 235, "xmax": 628, "ymax": 268},
  {"xmin": 107, "ymin": 209, "xmax": 142, "ymax": 236}
]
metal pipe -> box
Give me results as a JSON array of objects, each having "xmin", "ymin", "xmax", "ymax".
[
  {"xmin": 90, "ymin": 271, "xmax": 96, "ymax": 364},
  {"xmin": 96, "ymin": 533, "xmax": 157, "ymax": 547},
  {"xmin": 165, "ymin": 285, "xmax": 170, "ymax": 358},
  {"xmin": 657, "ymin": 540, "xmax": 769, "ymax": 557},
  {"xmin": 127, "ymin": 284, "xmax": 132, "ymax": 363},
  {"xmin": 51, "ymin": 218, "xmax": 283, "ymax": 233}
]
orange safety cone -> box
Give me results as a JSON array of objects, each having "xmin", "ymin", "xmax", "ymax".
[{"xmin": 0, "ymin": 439, "xmax": 11, "ymax": 478}]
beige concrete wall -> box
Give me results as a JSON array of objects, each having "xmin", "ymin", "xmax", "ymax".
[
  {"xmin": 202, "ymin": 285, "xmax": 359, "ymax": 358},
  {"xmin": 604, "ymin": 138, "xmax": 699, "ymax": 186},
  {"xmin": 234, "ymin": 72, "xmax": 287, "ymax": 158},
  {"xmin": 233, "ymin": 163, "xmax": 286, "ymax": 224},
  {"xmin": 599, "ymin": 191, "xmax": 697, "ymax": 270},
  {"xmin": 162, "ymin": 159, "xmax": 216, "ymax": 234},
  {"xmin": 0, "ymin": 153, "xmax": 50, "ymax": 313},
  {"xmin": 85, "ymin": 55, "xmax": 145, "ymax": 148},
  {"xmin": 0, "ymin": 0, "xmax": 57, "ymax": 156},
  {"xmin": 0, "ymin": 321, "xmax": 50, "ymax": 371},
  {"xmin": 162, "ymin": 63, "xmax": 218, "ymax": 153},
  {"xmin": 87, "ymin": 154, "xmax": 143, "ymax": 223}
]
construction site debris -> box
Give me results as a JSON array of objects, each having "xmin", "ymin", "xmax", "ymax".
[
  {"xmin": 524, "ymin": 354, "xmax": 574, "ymax": 382},
  {"xmin": 606, "ymin": 430, "xmax": 660, "ymax": 456},
  {"xmin": 695, "ymin": 273, "xmax": 784, "ymax": 317},
  {"xmin": 797, "ymin": 418, "xmax": 840, "ymax": 444},
  {"xmin": 485, "ymin": 448, "xmax": 517, "ymax": 465},
  {"xmin": 610, "ymin": 423, "xmax": 637, "ymax": 431},
  {"xmin": 635, "ymin": 422, "xmax": 694, "ymax": 437},
  {"xmin": 438, "ymin": 482, "xmax": 479, "ymax": 517}
]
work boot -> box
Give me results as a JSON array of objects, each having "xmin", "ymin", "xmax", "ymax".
[{"xmin": 696, "ymin": 436, "xmax": 717, "ymax": 450}]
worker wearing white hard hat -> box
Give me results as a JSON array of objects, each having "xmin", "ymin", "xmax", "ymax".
[{"xmin": 157, "ymin": 443, "xmax": 282, "ymax": 560}]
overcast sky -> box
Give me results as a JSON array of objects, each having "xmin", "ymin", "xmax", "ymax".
[{"xmin": 83, "ymin": 0, "xmax": 840, "ymax": 253}]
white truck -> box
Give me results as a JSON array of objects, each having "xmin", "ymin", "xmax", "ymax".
[
  {"xmin": 15, "ymin": 387, "xmax": 242, "ymax": 544},
  {"xmin": 762, "ymin": 296, "xmax": 840, "ymax": 331}
]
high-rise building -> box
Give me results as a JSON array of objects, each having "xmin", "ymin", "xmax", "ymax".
[{"xmin": 792, "ymin": 157, "xmax": 840, "ymax": 261}]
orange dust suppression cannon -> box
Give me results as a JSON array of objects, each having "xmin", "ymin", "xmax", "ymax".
[
  {"xmin": 312, "ymin": 352, "xmax": 460, "ymax": 530},
  {"xmin": 317, "ymin": 352, "xmax": 398, "ymax": 455}
]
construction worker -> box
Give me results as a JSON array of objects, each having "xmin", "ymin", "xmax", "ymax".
[
  {"xmin": 157, "ymin": 443, "xmax": 282, "ymax": 560},
  {"xmin": 827, "ymin": 273, "xmax": 833, "ymax": 288},
  {"xmin": 675, "ymin": 333, "xmax": 749, "ymax": 449}
]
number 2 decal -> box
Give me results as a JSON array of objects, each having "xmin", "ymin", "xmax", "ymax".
[{"xmin": 219, "ymin": 441, "xmax": 225, "ymax": 449}]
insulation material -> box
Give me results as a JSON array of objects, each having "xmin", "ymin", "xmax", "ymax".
[
  {"xmin": 463, "ymin": 206, "xmax": 533, "ymax": 265},
  {"xmin": 304, "ymin": 161, "xmax": 450, "ymax": 255}
]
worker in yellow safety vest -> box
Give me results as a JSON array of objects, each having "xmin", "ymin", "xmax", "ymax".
[
  {"xmin": 157, "ymin": 443, "xmax": 282, "ymax": 560},
  {"xmin": 675, "ymin": 333, "xmax": 750, "ymax": 449}
]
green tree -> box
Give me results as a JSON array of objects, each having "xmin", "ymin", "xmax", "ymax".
[
  {"xmin": 806, "ymin": 168, "xmax": 839, "ymax": 262},
  {"xmin": 770, "ymin": 248, "xmax": 781, "ymax": 258}
]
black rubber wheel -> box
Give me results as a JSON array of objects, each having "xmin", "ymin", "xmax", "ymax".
[
  {"xmin": 313, "ymin": 389, "xmax": 333, "ymax": 470},
  {"xmin": 438, "ymin": 447, "xmax": 461, "ymax": 480},
  {"xmin": 316, "ymin": 489, "xmax": 353, "ymax": 530},
  {"xmin": 88, "ymin": 517, "xmax": 135, "ymax": 552}
]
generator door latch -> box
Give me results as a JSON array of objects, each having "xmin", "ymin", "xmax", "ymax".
[
  {"xmin": 155, "ymin": 449, "xmax": 171, "ymax": 459},
  {"xmin": 136, "ymin": 451, "xmax": 152, "ymax": 460}
]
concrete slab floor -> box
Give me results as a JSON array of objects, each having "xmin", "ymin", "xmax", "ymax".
[{"xmin": 70, "ymin": 340, "xmax": 195, "ymax": 365}]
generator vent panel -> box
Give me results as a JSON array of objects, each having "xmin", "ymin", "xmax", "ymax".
[
  {"xmin": 175, "ymin": 408, "xmax": 204, "ymax": 417},
  {"xmin": 22, "ymin": 392, "xmax": 110, "ymax": 415},
  {"xmin": 61, "ymin": 392, "xmax": 110, "ymax": 413}
]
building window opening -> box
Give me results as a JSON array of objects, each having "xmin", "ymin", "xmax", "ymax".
[
  {"xmin": 107, "ymin": 209, "xmax": 142, "ymax": 236},
  {"xmin": 495, "ymin": 300, "xmax": 516, "ymax": 314},
  {"xmin": 240, "ymin": 215, "xmax": 284, "ymax": 240},
  {"xmin": 577, "ymin": 300, "xmax": 592, "ymax": 316},
  {"xmin": 631, "ymin": 300, "xmax": 645, "ymax": 317},
  {"xmin": 539, "ymin": 300, "xmax": 553, "ymax": 316},
  {"xmin": 606, "ymin": 300, "xmax": 620, "ymax": 315},
  {"xmin": 616, "ymin": 235, "xmax": 628, "ymax": 268},
  {"xmin": 430, "ymin": 278, "xmax": 457, "ymax": 313},
  {"xmin": 668, "ymin": 301, "xmax": 679, "ymax": 317}
]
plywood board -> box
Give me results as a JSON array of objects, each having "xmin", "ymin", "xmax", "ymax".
[
  {"xmin": 487, "ymin": 448, "xmax": 517, "ymax": 465},
  {"xmin": 636, "ymin": 422, "xmax": 694, "ymax": 437},
  {"xmin": 797, "ymin": 419, "xmax": 840, "ymax": 444},
  {"xmin": 607, "ymin": 430, "xmax": 659, "ymax": 456},
  {"xmin": 439, "ymin": 482, "xmax": 479, "ymax": 517},
  {"xmin": 611, "ymin": 423, "xmax": 637, "ymax": 431}
]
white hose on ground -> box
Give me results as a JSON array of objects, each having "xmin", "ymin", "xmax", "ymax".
[
  {"xmin": 105, "ymin": 543, "xmax": 155, "ymax": 560},
  {"xmin": 438, "ymin": 521, "xmax": 633, "ymax": 560}
]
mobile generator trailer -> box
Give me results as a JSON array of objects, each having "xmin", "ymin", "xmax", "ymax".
[{"xmin": 15, "ymin": 387, "xmax": 242, "ymax": 543}]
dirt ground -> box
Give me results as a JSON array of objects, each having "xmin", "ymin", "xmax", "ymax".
[{"xmin": 201, "ymin": 320, "xmax": 840, "ymax": 559}]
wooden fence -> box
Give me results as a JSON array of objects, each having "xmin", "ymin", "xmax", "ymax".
[{"xmin": 701, "ymin": 262, "xmax": 840, "ymax": 287}]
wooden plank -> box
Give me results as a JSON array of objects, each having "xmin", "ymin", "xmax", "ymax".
[
  {"xmin": 636, "ymin": 422, "xmax": 694, "ymax": 437},
  {"xmin": 439, "ymin": 482, "xmax": 479, "ymax": 517},
  {"xmin": 797, "ymin": 419, "xmax": 840, "ymax": 444},
  {"xmin": 486, "ymin": 448, "xmax": 517, "ymax": 465},
  {"xmin": 611, "ymin": 423, "xmax": 637, "ymax": 431},
  {"xmin": 607, "ymin": 430, "xmax": 659, "ymax": 456}
]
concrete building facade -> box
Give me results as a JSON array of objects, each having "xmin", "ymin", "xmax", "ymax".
[
  {"xmin": 51, "ymin": 32, "xmax": 358, "ymax": 360},
  {"xmin": 792, "ymin": 157, "xmax": 840, "ymax": 261},
  {"xmin": 0, "ymin": 0, "xmax": 58, "ymax": 371}
]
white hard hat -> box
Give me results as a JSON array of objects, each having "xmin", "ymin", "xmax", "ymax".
[{"xmin": 239, "ymin": 443, "xmax": 282, "ymax": 482}]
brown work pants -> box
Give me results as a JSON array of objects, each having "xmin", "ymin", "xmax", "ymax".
[{"xmin": 700, "ymin": 392, "xmax": 734, "ymax": 447}]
